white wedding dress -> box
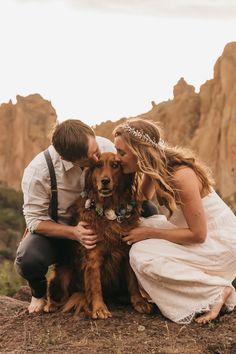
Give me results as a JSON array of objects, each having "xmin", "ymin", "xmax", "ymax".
[{"xmin": 129, "ymin": 190, "xmax": 236, "ymax": 324}]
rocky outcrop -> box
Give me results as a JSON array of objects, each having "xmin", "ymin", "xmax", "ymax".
[
  {"xmin": 94, "ymin": 78, "xmax": 201, "ymax": 147},
  {"xmin": 0, "ymin": 43, "xmax": 235, "ymax": 200},
  {"xmin": 192, "ymin": 43, "xmax": 236, "ymax": 197},
  {"xmin": 95, "ymin": 42, "xmax": 236, "ymax": 200},
  {"xmin": 0, "ymin": 94, "xmax": 57, "ymax": 190},
  {"xmin": 138, "ymin": 78, "xmax": 201, "ymax": 147}
]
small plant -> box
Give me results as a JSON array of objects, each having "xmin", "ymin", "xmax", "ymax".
[{"xmin": 0, "ymin": 260, "xmax": 25, "ymax": 296}]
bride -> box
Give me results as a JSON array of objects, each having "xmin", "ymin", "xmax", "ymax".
[{"xmin": 113, "ymin": 118, "xmax": 236, "ymax": 324}]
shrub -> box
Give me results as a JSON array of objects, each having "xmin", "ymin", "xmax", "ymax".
[{"xmin": 0, "ymin": 260, "xmax": 26, "ymax": 296}]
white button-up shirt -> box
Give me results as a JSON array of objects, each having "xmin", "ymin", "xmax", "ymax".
[{"xmin": 22, "ymin": 136, "xmax": 116, "ymax": 233}]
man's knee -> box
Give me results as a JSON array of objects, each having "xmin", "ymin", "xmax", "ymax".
[
  {"xmin": 14, "ymin": 250, "xmax": 45, "ymax": 279},
  {"xmin": 14, "ymin": 234, "xmax": 51, "ymax": 279},
  {"xmin": 14, "ymin": 255, "xmax": 27, "ymax": 277}
]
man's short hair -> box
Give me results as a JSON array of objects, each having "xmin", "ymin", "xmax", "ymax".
[{"xmin": 52, "ymin": 119, "xmax": 95, "ymax": 161}]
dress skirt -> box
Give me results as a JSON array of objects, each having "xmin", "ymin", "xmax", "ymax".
[{"xmin": 129, "ymin": 191, "xmax": 236, "ymax": 323}]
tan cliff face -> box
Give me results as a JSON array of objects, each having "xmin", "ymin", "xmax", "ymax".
[
  {"xmin": 0, "ymin": 43, "xmax": 235, "ymax": 200},
  {"xmin": 95, "ymin": 42, "xmax": 236, "ymax": 200},
  {"xmin": 138, "ymin": 77, "xmax": 201, "ymax": 147},
  {"xmin": 0, "ymin": 94, "xmax": 57, "ymax": 190},
  {"xmin": 192, "ymin": 43, "xmax": 236, "ymax": 197}
]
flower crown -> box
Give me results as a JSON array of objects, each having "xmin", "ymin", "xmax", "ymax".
[{"xmin": 122, "ymin": 123, "xmax": 164, "ymax": 149}]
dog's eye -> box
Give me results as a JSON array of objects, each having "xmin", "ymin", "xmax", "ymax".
[
  {"xmin": 95, "ymin": 162, "xmax": 103, "ymax": 169},
  {"xmin": 111, "ymin": 162, "xmax": 120, "ymax": 169}
]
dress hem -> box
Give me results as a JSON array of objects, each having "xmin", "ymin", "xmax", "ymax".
[{"xmin": 172, "ymin": 286, "xmax": 235, "ymax": 324}]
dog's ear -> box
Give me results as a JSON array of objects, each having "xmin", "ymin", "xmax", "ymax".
[
  {"xmin": 122, "ymin": 173, "xmax": 135, "ymax": 193},
  {"xmin": 84, "ymin": 167, "xmax": 93, "ymax": 191},
  {"xmin": 68, "ymin": 203, "xmax": 79, "ymax": 226},
  {"xmin": 115, "ymin": 173, "xmax": 136, "ymax": 206}
]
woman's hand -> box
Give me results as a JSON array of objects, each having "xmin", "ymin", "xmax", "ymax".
[
  {"xmin": 122, "ymin": 227, "xmax": 152, "ymax": 245},
  {"xmin": 73, "ymin": 221, "xmax": 99, "ymax": 249}
]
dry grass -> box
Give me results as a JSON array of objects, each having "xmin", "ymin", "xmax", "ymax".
[{"xmin": 1, "ymin": 295, "xmax": 236, "ymax": 354}]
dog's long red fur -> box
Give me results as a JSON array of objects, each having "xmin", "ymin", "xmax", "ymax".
[{"xmin": 46, "ymin": 152, "xmax": 152, "ymax": 319}]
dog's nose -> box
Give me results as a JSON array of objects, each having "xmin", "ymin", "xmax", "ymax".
[{"xmin": 101, "ymin": 177, "xmax": 110, "ymax": 186}]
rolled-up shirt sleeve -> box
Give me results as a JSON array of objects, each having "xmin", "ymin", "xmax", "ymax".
[{"xmin": 22, "ymin": 165, "xmax": 54, "ymax": 233}]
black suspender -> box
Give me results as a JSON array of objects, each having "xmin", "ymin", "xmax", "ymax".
[{"xmin": 44, "ymin": 149, "xmax": 58, "ymax": 222}]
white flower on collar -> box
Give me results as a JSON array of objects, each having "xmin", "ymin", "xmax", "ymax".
[
  {"xmin": 104, "ymin": 208, "xmax": 117, "ymax": 220},
  {"xmin": 85, "ymin": 198, "xmax": 92, "ymax": 209}
]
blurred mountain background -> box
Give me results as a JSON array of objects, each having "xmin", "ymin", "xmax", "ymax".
[{"xmin": 0, "ymin": 42, "xmax": 235, "ymax": 294}]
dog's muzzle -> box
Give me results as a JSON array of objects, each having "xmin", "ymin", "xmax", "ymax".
[
  {"xmin": 101, "ymin": 176, "xmax": 110, "ymax": 186},
  {"xmin": 99, "ymin": 176, "xmax": 113, "ymax": 196},
  {"xmin": 98, "ymin": 188, "xmax": 113, "ymax": 197}
]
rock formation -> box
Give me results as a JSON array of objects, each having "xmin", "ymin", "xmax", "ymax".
[
  {"xmin": 0, "ymin": 43, "xmax": 235, "ymax": 200},
  {"xmin": 94, "ymin": 42, "xmax": 236, "ymax": 200},
  {"xmin": 192, "ymin": 43, "xmax": 236, "ymax": 197},
  {"xmin": 0, "ymin": 94, "xmax": 57, "ymax": 190},
  {"xmin": 138, "ymin": 77, "xmax": 201, "ymax": 147}
]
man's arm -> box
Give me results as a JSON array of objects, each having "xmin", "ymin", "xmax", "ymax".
[
  {"xmin": 22, "ymin": 164, "xmax": 53, "ymax": 233},
  {"xmin": 22, "ymin": 164, "xmax": 98, "ymax": 249},
  {"xmin": 35, "ymin": 220, "xmax": 98, "ymax": 249}
]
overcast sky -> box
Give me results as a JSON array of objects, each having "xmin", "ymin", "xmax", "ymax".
[{"xmin": 0, "ymin": 0, "xmax": 235, "ymax": 125}]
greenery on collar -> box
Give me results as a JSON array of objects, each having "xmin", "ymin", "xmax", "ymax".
[{"xmin": 80, "ymin": 190, "xmax": 136, "ymax": 223}]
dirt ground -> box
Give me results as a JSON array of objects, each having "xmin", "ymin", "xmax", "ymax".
[{"xmin": 0, "ymin": 287, "xmax": 236, "ymax": 354}]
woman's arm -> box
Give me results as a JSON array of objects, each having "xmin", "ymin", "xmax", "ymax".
[{"xmin": 123, "ymin": 168, "xmax": 207, "ymax": 245}]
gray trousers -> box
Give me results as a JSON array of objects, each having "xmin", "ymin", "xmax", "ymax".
[{"xmin": 14, "ymin": 233, "xmax": 74, "ymax": 298}]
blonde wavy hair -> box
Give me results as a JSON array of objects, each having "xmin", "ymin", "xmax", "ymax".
[{"xmin": 113, "ymin": 118, "xmax": 214, "ymax": 218}]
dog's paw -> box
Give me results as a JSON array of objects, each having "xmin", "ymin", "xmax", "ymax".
[
  {"xmin": 132, "ymin": 297, "xmax": 154, "ymax": 314},
  {"xmin": 62, "ymin": 292, "xmax": 86, "ymax": 314},
  {"xmin": 44, "ymin": 302, "xmax": 59, "ymax": 313},
  {"xmin": 92, "ymin": 304, "xmax": 112, "ymax": 319}
]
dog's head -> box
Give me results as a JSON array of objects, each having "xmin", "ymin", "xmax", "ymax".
[
  {"xmin": 76, "ymin": 152, "xmax": 140, "ymax": 223},
  {"xmin": 89, "ymin": 152, "xmax": 122, "ymax": 198}
]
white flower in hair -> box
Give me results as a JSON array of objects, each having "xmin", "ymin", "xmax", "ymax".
[
  {"xmin": 122, "ymin": 123, "xmax": 164, "ymax": 149},
  {"xmin": 157, "ymin": 138, "xmax": 165, "ymax": 149}
]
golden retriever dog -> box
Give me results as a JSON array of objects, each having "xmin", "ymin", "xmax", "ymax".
[{"xmin": 45, "ymin": 152, "xmax": 153, "ymax": 319}]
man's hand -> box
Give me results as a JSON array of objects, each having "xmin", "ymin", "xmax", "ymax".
[{"xmin": 73, "ymin": 221, "xmax": 99, "ymax": 249}]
